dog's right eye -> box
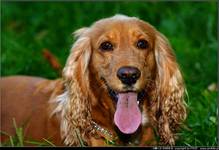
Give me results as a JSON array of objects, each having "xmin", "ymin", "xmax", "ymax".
[
  {"xmin": 99, "ymin": 41, "xmax": 113, "ymax": 51},
  {"xmin": 136, "ymin": 39, "xmax": 149, "ymax": 49}
]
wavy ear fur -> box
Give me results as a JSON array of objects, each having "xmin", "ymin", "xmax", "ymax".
[
  {"xmin": 58, "ymin": 28, "xmax": 93, "ymax": 146},
  {"xmin": 152, "ymin": 32, "xmax": 187, "ymax": 145}
]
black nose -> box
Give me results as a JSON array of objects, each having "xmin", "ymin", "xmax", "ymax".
[{"xmin": 117, "ymin": 66, "xmax": 141, "ymax": 86}]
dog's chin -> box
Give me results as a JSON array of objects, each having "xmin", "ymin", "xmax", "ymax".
[{"xmin": 101, "ymin": 77, "xmax": 146, "ymax": 135}]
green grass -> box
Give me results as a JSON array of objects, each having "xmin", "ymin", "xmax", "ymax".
[
  {"xmin": 0, "ymin": 118, "xmax": 55, "ymax": 147},
  {"xmin": 1, "ymin": 1, "xmax": 217, "ymax": 146}
]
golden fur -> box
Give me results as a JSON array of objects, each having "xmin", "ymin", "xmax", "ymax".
[{"xmin": 1, "ymin": 15, "xmax": 186, "ymax": 146}]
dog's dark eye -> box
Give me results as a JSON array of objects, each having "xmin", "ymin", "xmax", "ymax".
[
  {"xmin": 136, "ymin": 39, "xmax": 149, "ymax": 49},
  {"xmin": 99, "ymin": 41, "xmax": 113, "ymax": 51}
]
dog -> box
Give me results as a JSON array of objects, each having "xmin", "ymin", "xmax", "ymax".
[{"xmin": 1, "ymin": 14, "xmax": 187, "ymax": 146}]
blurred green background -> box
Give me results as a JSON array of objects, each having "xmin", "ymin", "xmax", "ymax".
[{"xmin": 1, "ymin": 1, "xmax": 218, "ymax": 146}]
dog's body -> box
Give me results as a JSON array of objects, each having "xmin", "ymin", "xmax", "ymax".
[
  {"xmin": 1, "ymin": 15, "xmax": 186, "ymax": 146},
  {"xmin": 1, "ymin": 76, "xmax": 63, "ymax": 146},
  {"xmin": 1, "ymin": 76, "xmax": 155, "ymax": 146}
]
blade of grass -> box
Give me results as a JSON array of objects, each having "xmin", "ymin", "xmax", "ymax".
[
  {"xmin": 75, "ymin": 129, "xmax": 85, "ymax": 147},
  {"xmin": 0, "ymin": 130, "xmax": 11, "ymax": 137},
  {"xmin": 184, "ymin": 142, "xmax": 191, "ymax": 146},
  {"xmin": 12, "ymin": 118, "xmax": 24, "ymax": 146},
  {"xmin": 25, "ymin": 140, "xmax": 49, "ymax": 146},
  {"xmin": 43, "ymin": 138, "xmax": 56, "ymax": 147},
  {"xmin": 9, "ymin": 136, "xmax": 14, "ymax": 147}
]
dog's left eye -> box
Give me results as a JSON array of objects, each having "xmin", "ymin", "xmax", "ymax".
[
  {"xmin": 99, "ymin": 41, "xmax": 113, "ymax": 51},
  {"xmin": 136, "ymin": 39, "xmax": 149, "ymax": 49}
]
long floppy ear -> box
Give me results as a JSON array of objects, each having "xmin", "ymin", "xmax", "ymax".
[
  {"xmin": 153, "ymin": 32, "xmax": 187, "ymax": 145},
  {"xmin": 58, "ymin": 28, "xmax": 94, "ymax": 146}
]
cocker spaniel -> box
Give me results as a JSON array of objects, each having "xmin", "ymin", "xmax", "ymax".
[{"xmin": 1, "ymin": 14, "xmax": 187, "ymax": 146}]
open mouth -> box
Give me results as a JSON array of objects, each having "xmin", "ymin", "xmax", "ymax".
[
  {"xmin": 108, "ymin": 88, "xmax": 146, "ymax": 104},
  {"xmin": 101, "ymin": 77, "xmax": 146, "ymax": 134}
]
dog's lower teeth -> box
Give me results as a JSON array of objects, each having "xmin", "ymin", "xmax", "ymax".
[{"xmin": 137, "ymin": 101, "xmax": 139, "ymax": 105}]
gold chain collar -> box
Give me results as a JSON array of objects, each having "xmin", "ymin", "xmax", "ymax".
[{"xmin": 91, "ymin": 121, "xmax": 118, "ymax": 144}]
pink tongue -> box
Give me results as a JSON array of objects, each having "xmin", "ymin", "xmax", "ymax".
[{"xmin": 114, "ymin": 92, "xmax": 141, "ymax": 134}]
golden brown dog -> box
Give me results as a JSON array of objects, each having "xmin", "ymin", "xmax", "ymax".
[{"xmin": 1, "ymin": 14, "xmax": 187, "ymax": 146}]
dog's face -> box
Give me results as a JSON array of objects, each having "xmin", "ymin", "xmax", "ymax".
[
  {"xmin": 86, "ymin": 16, "xmax": 158, "ymax": 134},
  {"xmin": 63, "ymin": 15, "xmax": 186, "ymax": 145},
  {"xmin": 90, "ymin": 16, "xmax": 156, "ymax": 93}
]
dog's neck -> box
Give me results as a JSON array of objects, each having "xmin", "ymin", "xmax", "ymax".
[{"xmin": 91, "ymin": 121, "xmax": 117, "ymax": 144}]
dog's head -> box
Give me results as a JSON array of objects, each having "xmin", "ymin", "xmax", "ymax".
[{"xmin": 62, "ymin": 14, "xmax": 186, "ymax": 145}]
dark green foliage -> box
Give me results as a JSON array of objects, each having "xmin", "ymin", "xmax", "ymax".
[{"xmin": 1, "ymin": 1, "xmax": 217, "ymax": 146}]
